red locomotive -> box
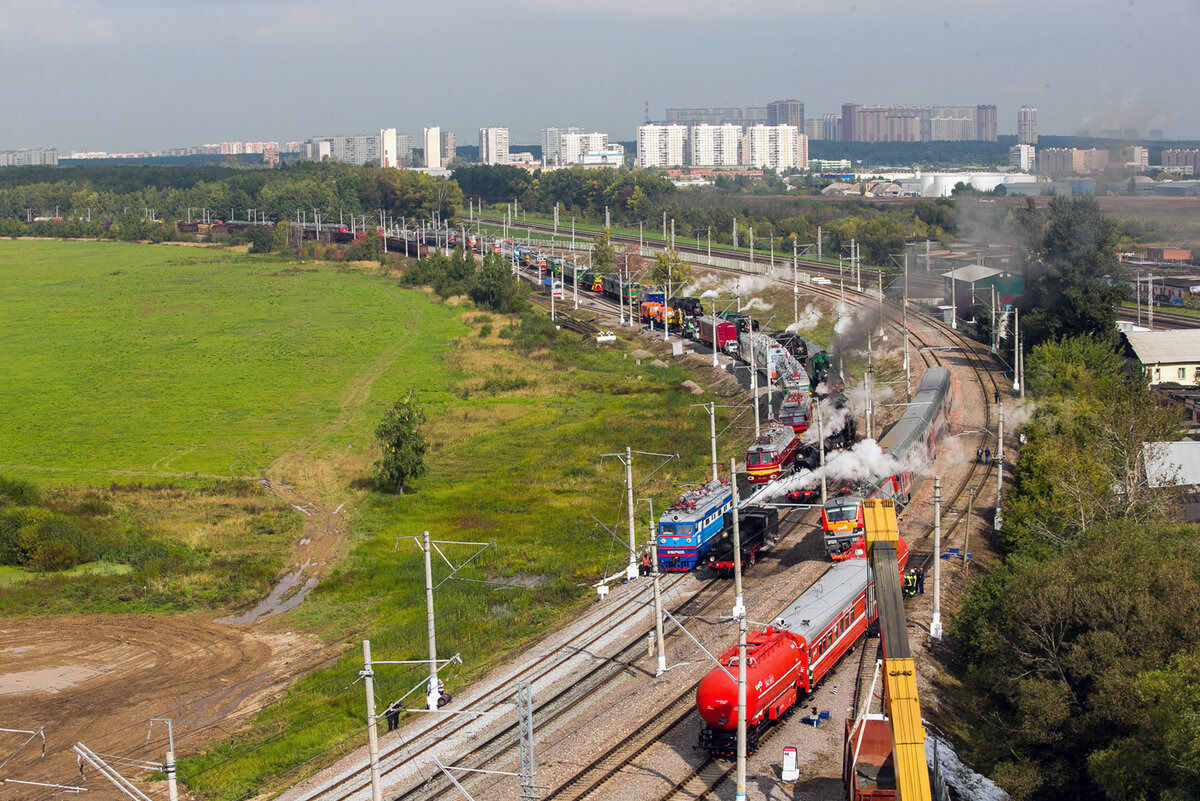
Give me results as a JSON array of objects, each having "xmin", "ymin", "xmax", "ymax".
[
  {"xmin": 745, "ymin": 424, "xmax": 800, "ymax": 484},
  {"xmin": 694, "ymin": 537, "xmax": 909, "ymax": 756}
]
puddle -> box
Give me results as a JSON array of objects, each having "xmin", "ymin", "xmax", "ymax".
[{"xmin": 216, "ymin": 567, "xmax": 319, "ymax": 625}]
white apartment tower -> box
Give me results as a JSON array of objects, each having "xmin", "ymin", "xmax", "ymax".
[
  {"xmin": 541, "ymin": 126, "xmax": 582, "ymax": 165},
  {"xmin": 479, "ymin": 127, "xmax": 510, "ymax": 165},
  {"xmin": 380, "ymin": 128, "xmax": 398, "ymax": 168},
  {"xmin": 1018, "ymin": 106, "xmax": 1038, "ymax": 145},
  {"xmin": 423, "ymin": 127, "xmax": 442, "ymax": 169},
  {"xmin": 1009, "ymin": 143, "xmax": 1036, "ymax": 172},
  {"xmin": 690, "ymin": 124, "xmax": 742, "ymax": 166},
  {"xmin": 741, "ymin": 125, "xmax": 806, "ymax": 170},
  {"xmin": 559, "ymin": 132, "xmax": 609, "ymax": 165},
  {"xmin": 637, "ymin": 124, "xmax": 688, "ymax": 168}
]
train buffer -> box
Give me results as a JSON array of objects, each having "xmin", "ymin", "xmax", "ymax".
[
  {"xmin": 594, "ymin": 331, "xmax": 616, "ymax": 343},
  {"xmin": 801, "ymin": 710, "xmax": 832, "ymax": 727}
]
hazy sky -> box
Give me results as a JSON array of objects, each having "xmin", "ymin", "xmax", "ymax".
[{"xmin": 2, "ymin": 0, "xmax": 1197, "ymax": 152}]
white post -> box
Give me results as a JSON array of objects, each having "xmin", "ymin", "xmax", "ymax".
[
  {"xmin": 1012, "ymin": 307, "xmax": 1021, "ymax": 393},
  {"xmin": 731, "ymin": 457, "xmax": 745, "ymax": 619},
  {"xmin": 625, "ymin": 448, "xmax": 638, "ymax": 582},
  {"xmin": 709, "ymin": 403, "xmax": 719, "ymax": 483},
  {"xmin": 864, "ymin": 369, "xmax": 873, "ymax": 441},
  {"xmin": 736, "ymin": 610, "xmax": 748, "ymax": 801},
  {"xmin": 424, "ymin": 532, "xmax": 439, "ymax": 711},
  {"xmin": 903, "ymin": 253, "xmax": 911, "ymax": 401},
  {"xmin": 931, "ymin": 478, "xmax": 942, "ymax": 638},
  {"xmin": 793, "ymin": 238, "xmax": 799, "ymax": 329},
  {"xmin": 362, "ymin": 641, "xmax": 384, "ymax": 801},
  {"xmin": 996, "ymin": 403, "xmax": 1004, "ymax": 512},
  {"xmin": 751, "ymin": 338, "xmax": 760, "ymax": 438},
  {"xmin": 650, "ymin": 519, "xmax": 666, "ymax": 676}
]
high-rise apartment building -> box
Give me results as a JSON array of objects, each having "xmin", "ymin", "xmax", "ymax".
[
  {"xmin": 822, "ymin": 114, "xmax": 841, "ymax": 142},
  {"xmin": 541, "ymin": 126, "xmax": 582, "ymax": 165},
  {"xmin": 1162, "ymin": 149, "xmax": 1200, "ymax": 173},
  {"xmin": 841, "ymin": 103, "xmax": 996, "ymax": 142},
  {"xmin": 396, "ymin": 134, "xmax": 413, "ymax": 165},
  {"xmin": 0, "ymin": 148, "xmax": 57, "ymax": 167},
  {"xmin": 1018, "ymin": 106, "xmax": 1038, "ymax": 145},
  {"xmin": 742, "ymin": 125, "xmax": 806, "ymax": 171},
  {"xmin": 1121, "ymin": 146, "xmax": 1149, "ymax": 169},
  {"xmin": 767, "ymin": 100, "xmax": 805, "ymax": 128},
  {"xmin": 441, "ymin": 131, "xmax": 456, "ymax": 164},
  {"xmin": 637, "ymin": 124, "xmax": 689, "ymax": 168},
  {"xmin": 690, "ymin": 124, "xmax": 742, "ymax": 166},
  {"xmin": 1009, "ymin": 144, "xmax": 1036, "ymax": 172},
  {"xmin": 560, "ymin": 132, "xmax": 609, "ymax": 165},
  {"xmin": 1040, "ymin": 147, "xmax": 1109, "ymax": 176},
  {"xmin": 380, "ymin": 128, "xmax": 398, "ymax": 168},
  {"xmin": 301, "ymin": 133, "xmax": 382, "ymax": 165},
  {"xmin": 423, "ymin": 127, "xmax": 442, "ymax": 169},
  {"xmin": 479, "ymin": 127, "xmax": 510, "ymax": 165}
]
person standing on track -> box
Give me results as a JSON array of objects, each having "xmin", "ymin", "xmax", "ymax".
[
  {"xmin": 916, "ymin": 565, "xmax": 925, "ymax": 594},
  {"xmin": 386, "ymin": 700, "xmax": 401, "ymax": 731}
]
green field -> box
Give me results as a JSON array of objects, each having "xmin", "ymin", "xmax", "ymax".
[{"xmin": 0, "ymin": 240, "xmax": 467, "ymax": 483}]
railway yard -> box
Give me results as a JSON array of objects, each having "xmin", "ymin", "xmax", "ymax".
[
  {"xmin": 6, "ymin": 230, "xmax": 1019, "ymax": 801},
  {"xmin": 276, "ymin": 233, "xmax": 1007, "ymax": 801}
]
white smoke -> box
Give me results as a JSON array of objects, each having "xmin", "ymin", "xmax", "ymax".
[
  {"xmin": 743, "ymin": 297, "xmax": 774, "ymax": 312},
  {"xmin": 785, "ymin": 303, "xmax": 822, "ymax": 332},
  {"xmin": 1004, "ymin": 400, "xmax": 1038, "ymax": 429}
]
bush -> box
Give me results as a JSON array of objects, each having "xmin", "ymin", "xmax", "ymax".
[
  {"xmin": 29, "ymin": 539, "xmax": 78, "ymax": 571},
  {"xmin": 0, "ymin": 475, "xmax": 39, "ymax": 506}
]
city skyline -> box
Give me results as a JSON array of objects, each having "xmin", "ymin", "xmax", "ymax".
[{"xmin": 1, "ymin": 0, "xmax": 1197, "ymax": 152}]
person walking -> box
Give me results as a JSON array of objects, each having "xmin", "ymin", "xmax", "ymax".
[
  {"xmin": 976, "ymin": 447, "xmax": 983, "ymax": 463},
  {"xmin": 385, "ymin": 699, "xmax": 401, "ymax": 732},
  {"xmin": 984, "ymin": 447, "xmax": 992, "ymax": 465}
]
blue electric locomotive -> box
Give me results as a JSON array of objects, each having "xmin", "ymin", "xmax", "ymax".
[{"xmin": 657, "ymin": 479, "xmax": 733, "ymax": 572}]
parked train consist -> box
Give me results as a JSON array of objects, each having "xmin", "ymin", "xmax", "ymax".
[
  {"xmin": 695, "ymin": 537, "xmax": 910, "ymax": 756},
  {"xmin": 746, "ymin": 424, "xmax": 800, "ymax": 484},
  {"xmin": 703, "ymin": 507, "xmax": 780, "ymax": 576},
  {"xmin": 822, "ymin": 367, "xmax": 952, "ymax": 557}
]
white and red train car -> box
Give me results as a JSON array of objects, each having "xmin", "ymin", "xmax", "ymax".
[
  {"xmin": 745, "ymin": 423, "xmax": 800, "ymax": 484},
  {"xmin": 695, "ymin": 537, "xmax": 910, "ymax": 756}
]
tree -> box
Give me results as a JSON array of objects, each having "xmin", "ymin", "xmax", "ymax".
[
  {"xmin": 1015, "ymin": 196, "xmax": 1128, "ymax": 350},
  {"xmin": 373, "ymin": 393, "xmax": 428, "ymax": 493},
  {"xmin": 470, "ymin": 251, "xmax": 521, "ymax": 312},
  {"xmin": 592, "ymin": 228, "xmax": 616, "ymax": 273},
  {"xmin": 647, "ymin": 247, "xmax": 691, "ymax": 296}
]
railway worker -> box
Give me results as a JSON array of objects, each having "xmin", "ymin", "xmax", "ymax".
[
  {"xmin": 640, "ymin": 552, "xmax": 652, "ymax": 576},
  {"xmin": 984, "ymin": 447, "xmax": 992, "ymax": 465},
  {"xmin": 976, "ymin": 447, "xmax": 983, "ymax": 463},
  {"xmin": 385, "ymin": 700, "xmax": 401, "ymax": 731},
  {"xmin": 915, "ymin": 566, "xmax": 925, "ymax": 595},
  {"xmin": 903, "ymin": 569, "xmax": 917, "ymax": 598}
]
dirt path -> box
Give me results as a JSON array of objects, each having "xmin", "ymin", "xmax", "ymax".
[{"xmin": 0, "ymin": 321, "xmax": 421, "ymax": 798}]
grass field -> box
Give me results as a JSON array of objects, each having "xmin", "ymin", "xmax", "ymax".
[{"xmin": 0, "ymin": 239, "xmax": 467, "ymax": 484}]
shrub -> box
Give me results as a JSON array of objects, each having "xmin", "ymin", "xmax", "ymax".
[{"xmin": 0, "ymin": 475, "xmax": 39, "ymax": 506}]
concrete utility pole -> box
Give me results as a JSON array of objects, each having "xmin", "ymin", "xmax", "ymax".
[
  {"xmin": 650, "ymin": 519, "xmax": 666, "ymax": 676},
  {"xmin": 965, "ymin": 486, "xmax": 976, "ymax": 581},
  {"xmin": 736, "ymin": 598, "xmax": 749, "ymax": 801},
  {"xmin": 625, "ymin": 447, "xmax": 637, "ymax": 581},
  {"xmin": 903, "ymin": 253, "xmax": 911, "ymax": 401},
  {"xmin": 996, "ymin": 403, "xmax": 1005, "ymax": 515},
  {"xmin": 424, "ymin": 531, "xmax": 440, "ymax": 710},
  {"xmin": 731, "ymin": 457, "xmax": 745, "ymax": 619},
  {"xmin": 1012, "ymin": 306, "xmax": 1021, "ymax": 393},
  {"xmin": 931, "ymin": 478, "xmax": 942, "ymax": 638},
  {"xmin": 793, "ymin": 238, "xmax": 799, "ymax": 329},
  {"xmin": 361, "ymin": 641, "xmax": 384, "ymax": 801},
  {"xmin": 149, "ymin": 719, "xmax": 178, "ymax": 801}
]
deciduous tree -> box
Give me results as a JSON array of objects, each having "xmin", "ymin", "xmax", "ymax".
[{"xmin": 373, "ymin": 393, "xmax": 428, "ymax": 494}]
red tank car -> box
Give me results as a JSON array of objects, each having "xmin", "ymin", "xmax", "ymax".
[{"xmin": 695, "ymin": 539, "xmax": 909, "ymax": 756}]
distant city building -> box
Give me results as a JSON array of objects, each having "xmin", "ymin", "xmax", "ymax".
[
  {"xmin": 690, "ymin": 124, "xmax": 742, "ymax": 167},
  {"xmin": 744, "ymin": 107, "xmax": 768, "ymax": 124},
  {"xmin": 560, "ymin": 132, "xmax": 609, "ymax": 165},
  {"xmin": 1121, "ymin": 146, "xmax": 1149, "ymax": 169},
  {"xmin": 396, "ymin": 134, "xmax": 413, "ymax": 165},
  {"xmin": 300, "ymin": 133, "xmax": 383, "ymax": 165},
  {"xmin": 1148, "ymin": 129, "xmax": 1165, "ymax": 141},
  {"xmin": 841, "ymin": 103, "xmax": 998, "ymax": 142},
  {"xmin": 0, "ymin": 148, "xmax": 57, "ymax": 167},
  {"xmin": 637, "ymin": 124, "xmax": 689, "ymax": 168},
  {"xmin": 540, "ymin": 126, "xmax": 582, "ymax": 165},
  {"xmin": 1009, "ymin": 143, "xmax": 1036, "ymax": 172},
  {"xmin": 1018, "ymin": 106, "xmax": 1038, "ymax": 145},
  {"xmin": 1040, "ymin": 147, "xmax": 1110, "ymax": 176},
  {"xmin": 766, "ymin": 100, "xmax": 805, "ymax": 128},
  {"xmin": 803, "ymin": 119, "xmax": 823, "ymax": 141},
  {"xmin": 1162, "ymin": 149, "xmax": 1200, "ymax": 173},
  {"xmin": 579, "ymin": 145, "xmax": 625, "ymax": 166},
  {"xmin": 809, "ymin": 158, "xmax": 852, "ymax": 172},
  {"xmin": 380, "ymin": 128, "xmax": 398, "ymax": 168},
  {"xmin": 479, "ymin": 127, "xmax": 510, "ymax": 165},
  {"xmin": 822, "ymin": 114, "xmax": 841, "ymax": 142},
  {"xmin": 742, "ymin": 125, "xmax": 806, "ymax": 171},
  {"xmin": 423, "ymin": 127, "xmax": 441, "ymax": 169},
  {"xmin": 441, "ymin": 131, "xmax": 456, "ymax": 164}
]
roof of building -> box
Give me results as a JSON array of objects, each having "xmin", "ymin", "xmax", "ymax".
[
  {"xmin": 1144, "ymin": 441, "xmax": 1200, "ymax": 488},
  {"xmin": 941, "ymin": 264, "xmax": 1005, "ymax": 283},
  {"xmin": 1125, "ymin": 329, "xmax": 1200, "ymax": 365}
]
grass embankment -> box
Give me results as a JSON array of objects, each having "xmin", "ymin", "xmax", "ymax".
[
  {"xmin": 0, "ymin": 239, "xmax": 747, "ymax": 798},
  {"xmin": 0, "ymin": 239, "xmax": 465, "ymax": 611},
  {"xmin": 178, "ymin": 313, "xmax": 737, "ymax": 799}
]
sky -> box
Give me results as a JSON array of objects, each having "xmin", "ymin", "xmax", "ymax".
[{"xmin": 2, "ymin": 0, "xmax": 1198, "ymax": 153}]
